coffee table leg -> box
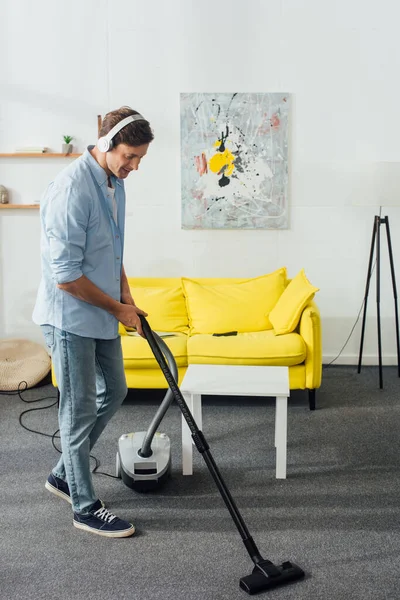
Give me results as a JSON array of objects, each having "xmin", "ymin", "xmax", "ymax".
[
  {"xmin": 182, "ymin": 394, "xmax": 203, "ymax": 475},
  {"xmin": 182, "ymin": 393, "xmax": 193, "ymax": 475},
  {"xmin": 275, "ymin": 396, "xmax": 287, "ymax": 479},
  {"xmin": 192, "ymin": 394, "xmax": 202, "ymax": 431}
]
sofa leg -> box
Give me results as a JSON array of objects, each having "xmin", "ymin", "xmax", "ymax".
[{"xmin": 308, "ymin": 389, "xmax": 316, "ymax": 411}]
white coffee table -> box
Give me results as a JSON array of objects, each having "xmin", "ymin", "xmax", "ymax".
[{"xmin": 180, "ymin": 364, "xmax": 290, "ymax": 479}]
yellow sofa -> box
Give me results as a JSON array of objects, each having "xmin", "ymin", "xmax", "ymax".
[{"xmin": 121, "ymin": 269, "xmax": 322, "ymax": 410}]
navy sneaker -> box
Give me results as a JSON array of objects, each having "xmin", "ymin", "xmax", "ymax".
[
  {"xmin": 45, "ymin": 473, "xmax": 72, "ymax": 504},
  {"xmin": 45, "ymin": 473, "xmax": 105, "ymax": 508},
  {"xmin": 73, "ymin": 502, "xmax": 135, "ymax": 538}
]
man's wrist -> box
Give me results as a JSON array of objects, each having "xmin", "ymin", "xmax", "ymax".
[
  {"xmin": 121, "ymin": 287, "xmax": 134, "ymax": 302},
  {"xmin": 108, "ymin": 298, "xmax": 123, "ymax": 317}
]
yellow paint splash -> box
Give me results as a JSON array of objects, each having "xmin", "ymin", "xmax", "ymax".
[{"xmin": 209, "ymin": 146, "xmax": 235, "ymax": 177}]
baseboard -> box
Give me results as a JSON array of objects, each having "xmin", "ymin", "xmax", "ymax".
[{"xmin": 323, "ymin": 354, "xmax": 398, "ymax": 366}]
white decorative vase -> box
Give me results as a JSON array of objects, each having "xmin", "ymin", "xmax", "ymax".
[{"xmin": 62, "ymin": 144, "xmax": 72, "ymax": 154}]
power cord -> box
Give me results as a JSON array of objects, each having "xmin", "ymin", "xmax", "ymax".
[
  {"xmin": 324, "ymin": 298, "xmax": 366, "ymax": 368},
  {"xmin": 326, "ymin": 207, "xmax": 383, "ymax": 368},
  {"xmin": 3, "ymin": 381, "xmax": 118, "ymax": 479},
  {"xmin": 324, "ymin": 258, "xmax": 376, "ymax": 368}
]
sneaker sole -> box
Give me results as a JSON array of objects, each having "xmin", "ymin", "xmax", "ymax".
[
  {"xmin": 45, "ymin": 481, "xmax": 72, "ymax": 504},
  {"xmin": 73, "ymin": 521, "xmax": 135, "ymax": 538}
]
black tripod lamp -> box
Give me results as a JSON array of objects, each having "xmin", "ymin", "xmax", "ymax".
[{"xmin": 357, "ymin": 162, "xmax": 400, "ymax": 388}]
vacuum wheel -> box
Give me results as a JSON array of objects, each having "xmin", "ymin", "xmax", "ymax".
[{"xmin": 116, "ymin": 452, "xmax": 121, "ymax": 478}]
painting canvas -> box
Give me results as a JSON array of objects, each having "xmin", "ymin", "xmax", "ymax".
[{"xmin": 180, "ymin": 92, "xmax": 290, "ymax": 229}]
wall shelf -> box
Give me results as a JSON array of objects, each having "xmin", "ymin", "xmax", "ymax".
[
  {"xmin": 0, "ymin": 204, "xmax": 39, "ymax": 209},
  {"xmin": 0, "ymin": 153, "xmax": 81, "ymax": 158},
  {"xmin": 0, "ymin": 152, "xmax": 81, "ymax": 208}
]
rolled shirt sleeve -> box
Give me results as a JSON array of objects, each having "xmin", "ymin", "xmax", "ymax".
[{"xmin": 45, "ymin": 184, "xmax": 89, "ymax": 284}]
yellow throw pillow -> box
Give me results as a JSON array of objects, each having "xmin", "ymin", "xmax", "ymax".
[
  {"xmin": 269, "ymin": 269, "xmax": 319, "ymax": 335},
  {"xmin": 181, "ymin": 268, "xmax": 287, "ymax": 334},
  {"xmin": 128, "ymin": 286, "xmax": 189, "ymax": 333}
]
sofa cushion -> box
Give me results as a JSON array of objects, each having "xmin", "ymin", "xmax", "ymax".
[
  {"xmin": 127, "ymin": 285, "xmax": 189, "ymax": 333},
  {"xmin": 187, "ymin": 330, "xmax": 306, "ymax": 366},
  {"xmin": 121, "ymin": 333, "xmax": 188, "ymax": 369},
  {"xmin": 181, "ymin": 268, "xmax": 287, "ymax": 335},
  {"xmin": 269, "ymin": 269, "xmax": 319, "ymax": 335}
]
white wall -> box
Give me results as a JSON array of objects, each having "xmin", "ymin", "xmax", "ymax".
[{"xmin": 1, "ymin": 0, "xmax": 400, "ymax": 364}]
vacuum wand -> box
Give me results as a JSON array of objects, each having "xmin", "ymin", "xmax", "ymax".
[{"xmin": 139, "ymin": 315, "xmax": 305, "ymax": 595}]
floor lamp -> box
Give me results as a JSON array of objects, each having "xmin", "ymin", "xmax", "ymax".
[{"xmin": 357, "ymin": 162, "xmax": 400, "ymax": 388}]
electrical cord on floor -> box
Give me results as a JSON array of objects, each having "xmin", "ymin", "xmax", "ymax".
[
  {"xmin": 324, "ymin": 259, "xmax": 376, "ymax": 368},
  {"xmin": 5, "ymin": 380, "xmax": 118, "ymax": 479},
  {"xmin": 91, "ymin": 458, "xmax": 119, "ymax": 479},
  {"xmin": 323, "ymin": 297, "xmax": 366, "ymax": 368},
  {"xmin": 1, "ymin": 381, "xmax": 60, "ymax": 444}
]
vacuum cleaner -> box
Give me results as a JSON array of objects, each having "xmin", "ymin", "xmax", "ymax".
[
  {"xmin": 116, "ymin": 332, "xmax": 177, "ymax": 492},
  {"xmin": 118, "ymin": 315, "xmax": 306, "ymax": 595}
]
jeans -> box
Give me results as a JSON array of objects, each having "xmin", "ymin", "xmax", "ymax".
[{"xmin": 41, "ymin": 325, "xmax": 127, "ymax": 514}]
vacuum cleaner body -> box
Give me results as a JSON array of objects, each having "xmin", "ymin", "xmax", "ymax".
[{"xmin": 117, "ymin": 431, "xmax": 171, "ymax": 492}]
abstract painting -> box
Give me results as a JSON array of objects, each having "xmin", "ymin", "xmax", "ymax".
[{"xmin": 180, "ymin": 92, "xmax": 290, "ymax": 229}]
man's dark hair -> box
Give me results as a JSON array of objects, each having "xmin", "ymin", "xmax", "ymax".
[{"xmin": 99, "ymin": 106, "xmax": 154, "ymax": 147}]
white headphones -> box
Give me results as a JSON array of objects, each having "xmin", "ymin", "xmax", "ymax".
[{"xmin": 97, "ymin": 114, "xmax": 146, "ymax": 152}]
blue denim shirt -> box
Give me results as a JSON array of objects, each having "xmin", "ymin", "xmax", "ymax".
[{"xmin": 32, "ymin": 146, "xmax": 126, "ymax": 339}]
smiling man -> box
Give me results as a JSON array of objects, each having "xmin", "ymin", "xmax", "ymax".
[{"xmin": 32, "ymin": 107, "xmax": 154, "ymax": 537}]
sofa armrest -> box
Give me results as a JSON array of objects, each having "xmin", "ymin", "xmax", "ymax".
[{"xmin": 299, "ymin": 300, "xmax": 322, "ymax": 389}]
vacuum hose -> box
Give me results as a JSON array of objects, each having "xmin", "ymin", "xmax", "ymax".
[{"xmin": 138, "ymin": 332, "xmax": 179, "ymax": 458}]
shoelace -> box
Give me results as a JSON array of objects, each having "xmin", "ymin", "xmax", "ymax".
[{"xmin": 93, "ymin": 506, "xmax": 117, "ymax": 524}]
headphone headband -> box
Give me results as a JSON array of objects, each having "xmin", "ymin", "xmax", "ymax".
[{"xmin": 97, "ymin": 113, "xmax": 146, "ymax": 152}]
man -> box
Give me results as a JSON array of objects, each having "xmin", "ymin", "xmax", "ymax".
[{"xmin": 33, "ymin": 106, "xmax": 153, "ymax": 537}]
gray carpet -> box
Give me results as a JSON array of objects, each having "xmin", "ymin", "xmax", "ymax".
[{"xmin": 1, "ymin": 365, "xmax": 400, "ymax": 600}]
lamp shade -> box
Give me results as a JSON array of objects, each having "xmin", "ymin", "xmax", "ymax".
[{"xmin": 351, "ymin": 162, "xmax": 400, "ymax": 207}]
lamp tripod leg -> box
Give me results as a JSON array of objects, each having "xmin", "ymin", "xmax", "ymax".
[
  {"xmin": 384, "ymin": 217, "xmax": 400, "ymax": 378},
  {"xmin": 358, "ymin": 216, "xmax": 378, "ymax": 373},
  {"xmin": 376, "ymin": 217, "xmax": 383, "ymax": 389}
]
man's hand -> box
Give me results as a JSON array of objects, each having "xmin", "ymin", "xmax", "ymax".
[
  {"xmin": 116, "ymin": 303, "xmax": 148, "ymax": 337},
  {"xmin": 120, "ymin": 287, "xmax": 148, "ymax": 336},
  {"xmin": 118, "ymin": 266, "xmax": 148, "ymax": 336}
]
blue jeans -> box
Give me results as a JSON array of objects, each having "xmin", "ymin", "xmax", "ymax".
[{"xmin": 41, "ymin": 325, "xmax": 127, "ymax": 514}]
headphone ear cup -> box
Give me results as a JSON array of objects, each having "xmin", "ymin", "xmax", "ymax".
[
  {"xmin": 97, "ymin": 112, "xmax": 144, "ymax": 152},
  {"xmin": 97, "ymin": 137, "xmax": 110, "ymax": 153}
]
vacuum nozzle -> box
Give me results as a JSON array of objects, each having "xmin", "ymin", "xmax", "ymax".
[{"xmin": 239, "ymin": 560, "xmax": 305, "ymax": 595}]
